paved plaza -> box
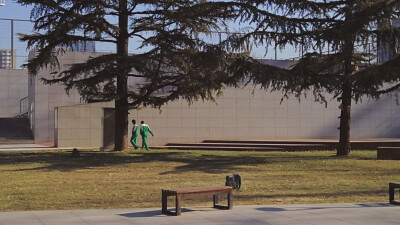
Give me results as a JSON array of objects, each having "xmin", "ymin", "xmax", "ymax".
[{"xmin": 1, "ymin": 203, "xmax": 399, "ymax": 225}]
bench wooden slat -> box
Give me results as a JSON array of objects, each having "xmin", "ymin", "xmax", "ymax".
[{"xmin": 163, "ymin": 186, "xmax": 231, "ymax": 194}]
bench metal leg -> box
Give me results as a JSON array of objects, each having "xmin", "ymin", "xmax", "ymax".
[
  {"xmin": 228, "ymin": 191, "xmax": 233, "ymax": 210},
  {"xmin": 213, "ymin": 195, "xmax": 219, "ymax": 207},
  {"xmin": 176, "ymin": 194, "xmax": 182, "ymax": 216},
  {"xmin": 213, "ymin": 191, "xmax": 233, "ymax": 210},
  {"xmin": 162, "ymin": 191, "xmax": 179, "ymax": 216},
  {"xmin": 389, "ymin": 183, "xmax": 400, "ymax": 205},
  {"xmin": 389, "ymin": 185, "xmax": 394, "ymax": 203},
  {"xmin": 162, "ymin": 191, "xmax": 168, "ymax": 214}
]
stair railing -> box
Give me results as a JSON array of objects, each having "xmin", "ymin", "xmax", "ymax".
[{"xmin": 20, "ymin": 97, "xmax": 28, "ymax": 115}]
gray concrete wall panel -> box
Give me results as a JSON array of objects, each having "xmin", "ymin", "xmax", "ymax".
[{"xmin": 0, "ymin": 69, "xmax": 28, "ymax": 117}]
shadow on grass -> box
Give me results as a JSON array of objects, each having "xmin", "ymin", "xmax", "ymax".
[
  {"xmin": 158, "ymin": 153, "xmax": 270, "ymax": 175},
  {"xmin": 0, "ymin": 150, "xmax": 271, "ymax": 174},
  {"xmin": 0, "ymin": 150, "xmax": 379, "ymax": 174}
]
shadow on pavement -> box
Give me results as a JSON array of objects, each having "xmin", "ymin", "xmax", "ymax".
[
  {"xmin": 256, "ymin": 202, "xmax": 393, "ymax": 212},
  {"xmin": 256, "ymin": 207, "xmax": 286, "ymax": 212},
  {"xmin": 118, "ymin": 208, "xmax": 195, "ymax": 218},
  {"xmin": 118, "ymin": 210, "xmax": 162, "ymax": 218}
]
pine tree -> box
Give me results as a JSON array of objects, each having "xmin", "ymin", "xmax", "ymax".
[
  {"xmin": 18, "ymin": 0, "xmax": 242, "ymax": 151},
  {"xmin": 228, "ymin": 0, "xmax": 400, "ymax": 156}
]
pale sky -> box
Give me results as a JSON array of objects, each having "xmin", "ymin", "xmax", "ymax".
[
  {"xmin": 0, "ymin": 0, "xmax": 297, "ymax": 65},
  {"xmin": 0, "ymin": 0, "xmax": 31, "ymax": 20}
]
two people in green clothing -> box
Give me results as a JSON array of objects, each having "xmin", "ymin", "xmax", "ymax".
[{"xmin": 130, "ymin": 119, "xmax": 154, "ymax": 150}]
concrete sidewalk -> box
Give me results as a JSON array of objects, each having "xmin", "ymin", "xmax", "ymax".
[
  {"xmin": 0, "ymin": 144, "xmax": 93, "ymax": 152},
  {"xmin": 1, "ymin": 203, "xmax": 399, "ymax": 225},
  {"xmin": 0, "ymin": 144, "xmax": 56, "ymax": 151}
]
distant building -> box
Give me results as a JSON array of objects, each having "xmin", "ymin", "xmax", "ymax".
[
  {"xmin": 0, "ymin": 49, "xmax": 16, "ymax": 69},
  {"xmin": 377, "ymin": 19, "xmax": 400, "ymax": 63},
  {"xmin": 63, "ymin": 41, "xmax": 96, "ymax": 52}
]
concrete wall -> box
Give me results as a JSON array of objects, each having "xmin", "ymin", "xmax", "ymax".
[
  {"xmin": 56, "ymin": 102, "xmax": 114, "ymax": 148},
  {"xmin": 129, "ymin": 87, "xmax": 400, "ymax": 144},
  {"xmin": 34, "ymin": 52, "xmax": 400, "ymax": 147},
  {"xmin": 55, "ymin": 85, "xmax": 400, "ymax": 148},
  {"xmin": 0, "ymin": 69, "xmax": 28, "ymax": 117},
  {"xmin": 28, "ymin": 51, "xmax": 105, "ymax": 144}
]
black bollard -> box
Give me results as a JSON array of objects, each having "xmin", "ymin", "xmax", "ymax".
[{"xmin": 72, "ymin": 148, "xmax": 80, "ymax": 158}]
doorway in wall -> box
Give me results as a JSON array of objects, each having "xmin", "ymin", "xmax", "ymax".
[{"xmin": 103, "ymin": 108, "xmax": 115, "ymax": 150}]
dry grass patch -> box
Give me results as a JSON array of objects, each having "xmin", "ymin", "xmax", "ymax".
[{"xmin": 0, "ymin": 149, "xmax": 398, "ymax": 211}]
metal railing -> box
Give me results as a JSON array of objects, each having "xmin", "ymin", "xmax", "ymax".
[{"xmin": 20, "ymin": 96, "xmax": 28, "ymax": 114}]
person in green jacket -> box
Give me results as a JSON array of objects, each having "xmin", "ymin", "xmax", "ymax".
[
  {"xmin": 140, "ymin": 120, "xmax": 154, "ymax": 150},
  {"xmin": 130, "ymin": 119, "xmax": 139, "ymax": 149}
]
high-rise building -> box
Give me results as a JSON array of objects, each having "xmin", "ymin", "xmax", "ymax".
[{"xmin": 0, "ymin": 49, "xmax": 16, "ymax": 69}]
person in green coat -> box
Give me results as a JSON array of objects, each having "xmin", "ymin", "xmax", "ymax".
[
  {"xmin": 140, "ymin": 120, "xmax": 154, "ymax": 150},
  {"xmin": 130, "ymin": 119, "xmax": 139, "ymax": 149}
]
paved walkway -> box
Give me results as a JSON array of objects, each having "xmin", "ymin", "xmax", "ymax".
[
  {"xmin": 0, "ymin": 144, "xmax": 94, "ymax": 152},
  {"xmin": 0, "ymin": 144, "xmax": 56, "ymax": 151},
  {"xmin": 1, "ymin": 203, "xmax": 399, "ymax": 225}
]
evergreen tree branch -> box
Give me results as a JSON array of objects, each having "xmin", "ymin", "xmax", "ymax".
[{"xmin": 351, "ymin": 55, "xmax": 400, "ymax": 98}]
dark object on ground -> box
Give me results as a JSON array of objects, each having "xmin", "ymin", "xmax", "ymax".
[
  {"xmin": 389, "ymin": 182, "xmax": 400, "ymax": 205},
  {"xmin": 72, "ymin": 148, "xmax": 80, "ymax": 158},
  {"xmin": 161, "ymin": 186, "xmax": 233, "ymax": 216},
  {"xmin": 377, "ymin": 147, "xmax": 400, "ymax": 160},
  {"xmin": 226, "ymin": 174, "xmax": 241, "ymax": 190}
]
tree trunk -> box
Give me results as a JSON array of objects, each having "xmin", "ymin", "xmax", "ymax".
[
  {"xmin": 114, "ymin": 0, "xmax": 129, "ymax": 151},
  {"xmin": 114, "ymin": 73, "xmax": 129, "ymax": 151},
  {"xmin": 337, "ymin": 4, "xmax": 354, "ymax": 156},
  {"xmin": 337, "ymin": 79, "xmax": 352, "ymax": 156}
]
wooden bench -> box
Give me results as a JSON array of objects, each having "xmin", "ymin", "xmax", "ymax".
[
  {"xmin": 377, "ymin": 147, "xmax": 400, "ymax": 160},
  {"xmin": 162, "ymin": 186, "xmax": 233, "ymax": 216},
  {"xmin": 389, "ymin": 182, "xmax": 400, "ymax": 205}
]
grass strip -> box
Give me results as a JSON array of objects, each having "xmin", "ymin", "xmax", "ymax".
[{"xmin": 0, "ymin": 149, "xmax": 397, "ymax": 211}]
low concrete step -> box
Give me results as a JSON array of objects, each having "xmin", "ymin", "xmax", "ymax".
[
  {"xmin": 201, "ymin": 140, "xmax": 400, "ymax": 150},
  {"xmin": 202, "ymin": 140, "xmax": 337, "ymax": 144},
  {"xmin": 156, "ymin": 145, "xmax": 285, "ymax": 151},
  {"xmin": 165, "ymin": 142, "xmax": 332, "ymax": 151},
  {"xmin": 159, "ymin": 139, "xmax": 400, "ymax": 151},
  {"xmin": 166, "ymin": 143, "xmax": 327, "ymax": 147}
]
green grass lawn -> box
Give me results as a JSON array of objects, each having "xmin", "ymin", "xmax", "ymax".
[{"xmin": 0, "ymin": 149, "xmax": 398, "ymax": 211}]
